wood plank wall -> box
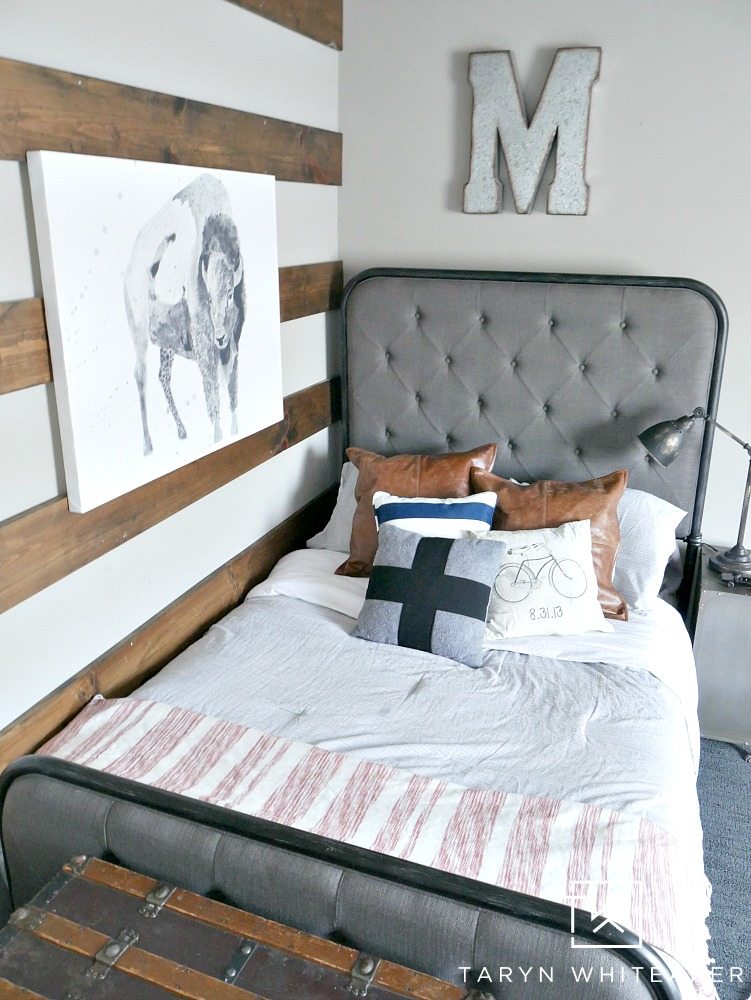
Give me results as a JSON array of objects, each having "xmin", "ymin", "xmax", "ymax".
[
  {"xmin": 0, "ymin": 486, "xmax": 337, "ymax": 772},
  {"xmin": 0, "ymin": 58, "xmax": 341, "ymax": 183},
  {"xmin": 226, "ymin": 0, "xmax": 343, "ymax": 49},
  {"xmin": 0, "ymin": 11, "xmax": 345, "ymax": 758},
  {"xmin": 0, "ymin": 376, "xmax": 341, "ymax": 615},
  {"xmin": 0, "ymin": 262, "xmax": 343, "ymax": 396}
]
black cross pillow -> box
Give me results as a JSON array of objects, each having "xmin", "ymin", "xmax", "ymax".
[{"xmin": 353, "ymin": 524, "xmax": 507, "ymax": 668}]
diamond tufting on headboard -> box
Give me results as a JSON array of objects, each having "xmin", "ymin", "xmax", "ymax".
[{"xmin": 342, "ymin": 268, "xmax": 727, "ymax": 562}]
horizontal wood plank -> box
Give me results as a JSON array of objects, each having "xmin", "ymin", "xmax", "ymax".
[
  {"xmin": 0, "ymin": 978, "xmax": 47, "ymax": 1000},
  {"xmin": 75, "ymin": 858, "xmax": 460, "ymax": 999},
  {"xmin": 226, "ymin": 0, "xmax": 342, "ymax": 49},
  {"xmin": 23, "ymin": 909, "xmax": 256, "ymax": 1000},
  {"xmin": 82, "ymin": 858, "xmax": 358, "ymax": 971},
  {"xmin": 0, "ymin": 377, "xmax": 340, "ymax": 615},
  {"xmin": 0, "ymin": 486, "xmax": 336, "ymax": 771},
  {"xmin": 279, "ymin": 260, "xmax": 343, "ymax": 322},
  {"xmin": 0, "ymin": 57, "xmax": 341, "ymax": 183},
  {"xmin": 0, "ymin": 261, "xmax": 343, "ymax": 395},
  {"xmin": 0, "ymin": 298, "xmax": 50, "ymax": 393}
]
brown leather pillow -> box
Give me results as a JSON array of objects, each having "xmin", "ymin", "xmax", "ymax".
[
  {"xmin": 337, "ymin": 444, "xmax": 498, "ymax": 577},
  {"xmin": 470, "ymin": 468, "xmax": 629, "ymax": 620}
]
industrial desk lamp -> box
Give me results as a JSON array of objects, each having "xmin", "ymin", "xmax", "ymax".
[{"xmin": 639, "ymin": 407, "xmax": 751, "ymax": 581}]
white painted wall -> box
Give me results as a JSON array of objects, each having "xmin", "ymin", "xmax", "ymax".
[
  {"xmin": 0, "ymin": 0, "xmax": 340, "ymax": 726},
  {"xmin": 340, "ymin": 0, "xmax": 751, "ymax": 549}
]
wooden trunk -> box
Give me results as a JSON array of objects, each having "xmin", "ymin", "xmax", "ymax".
[{"xmin": 0, "ymin": 857, "xmax": 472, "ymax": 999}]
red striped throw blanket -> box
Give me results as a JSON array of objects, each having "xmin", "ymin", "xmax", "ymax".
[{"xmin": 40, "ymin": 697, "xmax": 714, "ymax": 998}]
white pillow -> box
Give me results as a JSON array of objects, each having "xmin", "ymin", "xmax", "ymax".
[
  {"xmin": 483, "ymin": 521, "xmax": 612, "ymax": 639},
  {"xmin": 307, "ymin": 461, "xmax": 358, "ymax": 553},
  {"xmin": 615, "ymin": 489, "xmax": 686, "ymax": 611},
  {"xmin": 372, "ymin": 490, "xmax": 497, "ymax": 538},
  {"xmin": 250, "ymin": 548, "xmax": 368, "ymax": 619}
]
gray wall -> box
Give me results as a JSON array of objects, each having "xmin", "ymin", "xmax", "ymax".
[{"xmin": 340, "ymin": 0, "xmax": 750, "ymax": 548}]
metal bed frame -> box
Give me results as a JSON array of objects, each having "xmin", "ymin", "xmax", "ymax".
[{"xmin": 0, "ymin": 268, "xmax": 728, "ymax": 999}]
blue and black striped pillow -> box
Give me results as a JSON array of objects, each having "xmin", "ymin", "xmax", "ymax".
[{"xmin": 372, "ymin": 490, "xmax": 496, "ymax": 538}]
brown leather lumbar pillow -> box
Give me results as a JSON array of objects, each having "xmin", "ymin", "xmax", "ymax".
[
  {"xmin": 337, "ymin": 443, "xmax": 498, "ymax": 577},
  {"xmin": 470, "ymin": 468, "xmax": 629, "ymax": 620}
]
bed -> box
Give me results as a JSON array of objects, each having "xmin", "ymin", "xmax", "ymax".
[{"xmin": 0, "ymin": 268, "xmax": 728, "ymax": 999}]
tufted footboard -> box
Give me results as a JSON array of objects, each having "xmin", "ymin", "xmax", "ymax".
[{"xmin": 0, "ymin": 756, "xmax": 682, "ymax": 1000}]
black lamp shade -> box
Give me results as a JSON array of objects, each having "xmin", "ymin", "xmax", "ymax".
[{"xmin": 638, "ymin": 413, "xmax": 698, "ymax": 467}]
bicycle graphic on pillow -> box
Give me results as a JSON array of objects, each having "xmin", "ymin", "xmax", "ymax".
[{"xmin": 493, "ymin": 542, "xmax": 587, "ymax": 603}]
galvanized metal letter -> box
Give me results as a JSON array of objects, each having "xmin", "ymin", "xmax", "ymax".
[{"xmin": 463, "ymin": 48, "xmax": 601, "ymax": 215}]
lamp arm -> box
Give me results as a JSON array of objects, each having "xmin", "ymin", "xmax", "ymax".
[
  {"xmin": 678, "ymin": 408, "xmax": 751, "ymax": 574},
  {"xmin": 696, "ymin": 407, "xmax": 751, "ymax": 554},
  {"xmin": 735, "ymin": 450, "xmax": 751, "ymax": 550},
  {"xmin": 712, "ymin": 419, "xmax": 751, "ymax": 453},
  {"xmin": 695, "ymin": 407, "xmax": 751, "ymax": 452}
]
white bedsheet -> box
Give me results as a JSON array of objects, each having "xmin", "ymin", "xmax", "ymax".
[
  {"xmin": 138, "ymin": 549, "xmax": 701, "ymax": 824},
  {"xmin": 250, "ymin": 548, "xmax": 700, "ymax": 758},
  {"xmin": 134, "ymin": 548, "xmax": 708, "ymax": 996}
]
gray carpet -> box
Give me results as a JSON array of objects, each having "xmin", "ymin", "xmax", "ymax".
[{"xmin": 697, "ymin": 738, "xmax": 751, "ymax": 1000}]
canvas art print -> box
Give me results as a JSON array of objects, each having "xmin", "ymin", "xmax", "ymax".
[{"xmin": 27, "ymin": 150, "xmax": 283, "ymax": 512}]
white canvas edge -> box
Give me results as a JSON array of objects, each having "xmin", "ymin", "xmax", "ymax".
[{"xmin": 27, "ymin": 150, "xmax": 85, "ymax": 511}]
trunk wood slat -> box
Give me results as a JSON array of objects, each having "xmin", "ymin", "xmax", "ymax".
[
  {"xmin": 0, "ymin": 981, "xmax": 46, "ymax": 999},
  {"xmin": 0, "ymin": 858, "xmax": 464, "ymax": 999}
]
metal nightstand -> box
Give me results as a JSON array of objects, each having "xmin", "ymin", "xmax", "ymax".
[{"xmin": 691, "ymin": 549, "xmax": 751, "ymax": 744}]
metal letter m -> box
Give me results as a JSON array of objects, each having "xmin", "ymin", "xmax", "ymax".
[{"xmin": 463, "ymin": 48, "xmax": 601, "ymax": 215}]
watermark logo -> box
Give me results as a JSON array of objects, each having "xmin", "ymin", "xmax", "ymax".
[
  {"xmin": 567, "ymin": 880, "xmax": 642, "ymax": 949},
  {"xmin": 456, "ymin": 962, "xmax": 746, "ymax": 989}
]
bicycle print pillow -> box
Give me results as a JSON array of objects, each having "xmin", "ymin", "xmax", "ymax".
[{"xmin": 482, "ymin": 520, "xmax": 613, "ymax": 639}]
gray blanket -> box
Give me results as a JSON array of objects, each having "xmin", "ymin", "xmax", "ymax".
[{"xmin": 137, "ymin": 593, "xmax": 700, "ymax": 838}]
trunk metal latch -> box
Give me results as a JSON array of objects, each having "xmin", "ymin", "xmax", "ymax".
[{"xmin": 348, "ymin": 953, "xmax": 381, "ymax": 996}]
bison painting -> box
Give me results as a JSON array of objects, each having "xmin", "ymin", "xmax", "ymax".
[{"xmin": 124, "ymin": 174, "xmax": 246, "ymax": 455}]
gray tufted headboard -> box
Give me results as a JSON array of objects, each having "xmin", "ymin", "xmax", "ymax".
[{"xmin": 342, "ymin": 268, "xmax": 727, "ymax": 551}]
